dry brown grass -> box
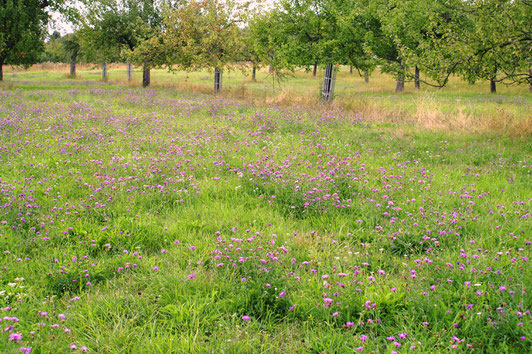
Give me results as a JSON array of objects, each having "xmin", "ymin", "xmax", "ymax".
[
  {"xmin": 405, "ymin": 95, "xmax": 532, "ymax": 137},
  {"xmin": 5, "ymin": 64, "xmax": 531, "ymax": 137},
  {"xmin": 197, "ymin": 86, "xmax": 531, "ymax": 137},
  {"xmin": 5, "ymin": 62, "xmax": 130, "ymax": 73}
]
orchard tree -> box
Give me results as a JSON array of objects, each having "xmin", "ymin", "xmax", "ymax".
[
  {"xmin": 62, "ymin": 32, "xmax": 81, "ymax": 77},
  {"xmin": 379, "ymin": 0, "xmax": 437, "ymax": 89},
  {"xmin": 341, "ymin": 0, "xmax": 438, "ymax": 92},
  {"xmin": 275, "ymin": 0, "xmax": 341, "ymax": 76},
  {"xmin": 161, "ymin": 0, "xmax": 249, "ymax": 91},
  {"xmin": 336, "ymin": 0, "xmax": 376, "ymax": 82},
  {"xmin": 247, "ymin": 10, "xmax": 293, "ymax": 78},
  {"xmin": 123, "ymin": 31, "xmax": 166, "ymax": 87},
  {"xmin": 0, "ymin": 0, "xmax": 77, "ymax": 81},
  {"xmin": 81, "ymin": 0, "xmax": 162, "ymax": 85},
  {"xmin": 241, "ymin": 26, "xmax": 261, "ymax": 81},
  {"xmin": 354, "ymin": 0, "xmax": 412, "ymax": 92},
  {"xmin": 42, "ymin": 31, "xmax": 65, "ymax": 62},
  {"xmin": 431, "ymin": 0, "xmax": 531, "ymax": 93},
  {"xmin": 1, "ymin": 0, "xmax": 48, "ymax": 80}
]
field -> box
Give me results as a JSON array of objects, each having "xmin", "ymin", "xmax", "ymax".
[
  {"xmin": 5, "ymin": 64, "xmax": 532, "ymax": 136},
  {"xmin": 0, "ymin": 68, "xmax": 531, "ymax": 352}
]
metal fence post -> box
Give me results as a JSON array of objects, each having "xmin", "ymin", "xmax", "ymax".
[
  {"xmin": 214, "ymin": 68, "xmax": 222, "ymax": 93},
  {"xmin": 322, "ymin": 64, "xmax": 336, "ymax": 101}
]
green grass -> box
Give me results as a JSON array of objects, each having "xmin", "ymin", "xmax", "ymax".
[
  {"xmin": 0, "ymin": 73, "xmax": 530, "ymax": 352},
  {"xmin": 5, "ymin": 64, "xmax": 531, "ymax": 117}
]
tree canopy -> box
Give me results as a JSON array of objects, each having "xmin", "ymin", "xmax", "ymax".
[{"xmin": 4, "ymin": 0, "xmax": 530, "ymax": 93}]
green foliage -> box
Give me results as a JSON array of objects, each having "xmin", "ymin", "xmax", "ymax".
[
  {"xmin": 0, "ymin": 0, "xmax": 78, "ymax": 79},
  {"xmin": 161, "ymin": 0, "xmax": 249, "ymax": 71},
  {"xmin": 0, "ymin": 0, "xmax": 48, "ymax": 76},
  {"xmin": 429, "ymin": 0, "xmax": 532, "ymax": 86},
  {"xmin": 42, "ymin": 32, "xmax": 66, "ymax": 62},
  {"xmin": 80, "ymin": 0, "xmax": 163, "ymax": 65}
]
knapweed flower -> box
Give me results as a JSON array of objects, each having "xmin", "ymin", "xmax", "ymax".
[
  {"xmin": 187, "ymin": 272, "xmax": 196, "ymax": 280},
  {"xmin": 242, "ymin": 315, "xmax": 250, "ymax": 321},
  {"xmin": 9, "ymin": 333, "xmax": 22, "ymax": 341},
  {"xmin": 365, "ymin": 300, "xmax": 376, "ymax": 309},
  {"xmin": 19, "ymin": 348, "xmax": 32, "ymax": 354},
  {"xmin": 153, "ymin": 266, "xmax": 159, "ymax": 271}
]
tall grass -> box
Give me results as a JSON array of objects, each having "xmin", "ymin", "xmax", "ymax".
[
  {"xmin": 4, "ymin": 63, "xmax": 530, "ymax": 138},
  {"xmin": 0, "ymin": 78, "xmax": 530, "ymax": 352}
]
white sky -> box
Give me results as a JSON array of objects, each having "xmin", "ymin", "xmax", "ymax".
[{"xmin": 47, "ymin": 0, "xmax": 276, "ymax": 37}]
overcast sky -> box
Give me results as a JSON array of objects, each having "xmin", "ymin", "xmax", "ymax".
[{"xmin": 48, "ymin": 0, "xmax": 276, "ymax": 36}]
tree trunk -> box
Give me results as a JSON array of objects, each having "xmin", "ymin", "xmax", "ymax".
[
  {"xmin": 415, "ymin": 66, "xmax": 420, "ymax": 89},
  {"xmin": 252, "ymin": 65, "xmax": 256, "ymax": 81},
  {"xmin": 142, "ymin": 62, "xmax": 150, "ymax": 87},
  {"xmin": 70, "ymin": 56, "xmax": 76, "ymax": 77},
  {"xmin": 313, "ymin": 62, "xmax": 318, "ymax": 77},
  {"xmin": 490, "ymin": 77, "xmax": 496, "ymax": 93},
  {"xmin": 102, "ymin": 62, "xmax": 108, "ymax": 81},
  {"xmin": 269, "ymin": 50, "xmax": 274, "ymax": 73},
  {"xmin": 0, "ymin": 60, "xmax": 3, "ymax": 82},
  {"xmin": 350, "ymin": 66, "xmax": 353, "ymax": 75},
  {"xmin": 396, "ymin": 65, "xmax": 405, "ymax": 92},
  {"xmin": 364, "ymin": 70, "xmax": 369, "ymax": 83},
  {"xmin": 127, "ymin": 63, "xmax": 132, "ymax": 82}
]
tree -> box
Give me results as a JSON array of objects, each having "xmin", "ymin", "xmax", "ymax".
[
  {"xmin": 350, "ymin": 0, "xmax": 412, "ymax": 92},
  {"xmin": 161, "ymin": 0, "xmax": 249, "ymax": 91},
  {"xmin": 246, "ymin": 10, "xmax": 293, "ymax": 79},
  {"xmin": 42, "ymin": 31, "xmax": 66, "ymax": 62},
  {"xmin": 81, "ymin": 0, "xmax": 162, "ymax": 86},
  {"xmin": 399, "ymin": 0, "xmax": 532, "ymax": 93},
  {"xmin": 275, "ymin": 0, "xmax": 340, "ymax": 76},
  {"xmin": 0, "ymin": 0, "xmax": 77, "ymax": 81},
  {"xmin": 437, "ymin": 0, "xmax": 531, "ymax": 93},
  {"xmin": 378, "ymin": 0, "xmax": 437, "ymax": 90},
  {"xmin": 336, "ymin": 0, "xmax": 377, "ymax": 81},
  {"xmin": 62, "ymin": 32, "xmax": 81, "ymax": 77},
  {"xmin": 0, "ymin": 0, "xmax": 48, "ymax": 80}
]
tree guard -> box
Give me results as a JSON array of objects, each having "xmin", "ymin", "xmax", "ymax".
[
  {"xmin": 214, "ymin": 68, "xmax": 222, "ymax": 93},
  {"xmin": 322, "ymin": 64, "xmax": 336, "ymax": 101}
]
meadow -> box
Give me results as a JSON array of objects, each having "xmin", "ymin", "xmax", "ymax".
[
  {"xmin": 0, "ymin": 67, "xmax": 530, "ymax": 352},
  {"xmin": 5, "ymin": 64, "xmax": 532, "ymax": 136}
]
